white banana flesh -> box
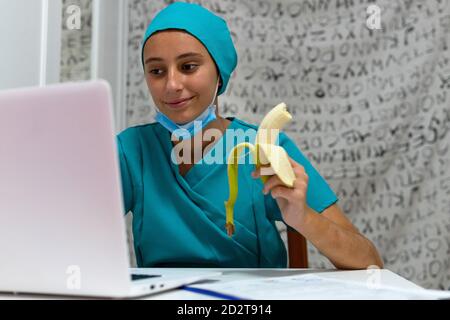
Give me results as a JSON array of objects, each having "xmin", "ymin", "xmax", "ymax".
[{"xmin": 224, "ymin": 102, "xmax": 295, "ymax": 236}]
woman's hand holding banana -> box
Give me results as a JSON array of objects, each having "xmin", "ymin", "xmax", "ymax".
[{"xmin": 252, "ymin": 157, "xmax": 309, "ymax": 230}]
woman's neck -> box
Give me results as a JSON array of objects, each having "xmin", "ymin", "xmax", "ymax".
[{"xmin": 172, "ymin": 116, "xmax": 231, "ymax": 176}]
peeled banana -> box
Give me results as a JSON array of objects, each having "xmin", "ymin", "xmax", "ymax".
[{"xmin": 224, "ymin": 102, "xmax": 296, "ymax": 237}]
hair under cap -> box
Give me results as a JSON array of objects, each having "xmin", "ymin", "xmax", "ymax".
[{"xmin": 142, "ymin": 2, "xmax": 237, "ymax": 96}]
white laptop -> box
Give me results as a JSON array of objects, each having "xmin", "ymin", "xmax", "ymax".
[{"xmin": 0, "ymin": 80, "xmax": 220, "ymax": 298}]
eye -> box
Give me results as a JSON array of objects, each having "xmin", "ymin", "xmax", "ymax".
[
  {"xmin": 148, "ymin": 68, "xmax": 164, "ymax": 75},
  {"xmin": 181, "ymin": 63, "xmax": 198, "ymax": 72}
]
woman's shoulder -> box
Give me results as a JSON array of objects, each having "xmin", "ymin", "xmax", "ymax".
[
  {"xmin": 116, "ymin": 122, "xmax": 164, "ymax": 157},
  {"xmin": 230, "ymin": 117, "xmax": 293, "ymax": 145},
  {"xmin": 230, "ymin": 117, "xmax": 258, "ymax": 131},
  {"xmin": 117, "ymin": 122, "xmax": 159, "ymax": 141}
]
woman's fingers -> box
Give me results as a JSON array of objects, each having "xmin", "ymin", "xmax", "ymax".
[
  {"xmin": 287, "ymin": 156, "xmax": 309, "ymax": 183},
  {"xmin": 252, "ymin": 158, "xmax": 308, "ymax": 196},
  {"xmin": 271, "ymin": 184, "xmax": 307, "ymax": 202},
  {"xmin": 288, "ymin": 157, "xmax": 304, "ymax": 174},
  {"xmin": 287, "ymin": 156, "xmax": 299, "ymax": 168},
  {"xmin": 271, "ymin": 186, "xmax": 297, "ymax": 201},
  {"xmin": 251, "ymin": 165, "xmax": 271, "ymax": 179},
  {"xmin": 262, "ymin": 174, "xmax": 284, "ymax": 195}
]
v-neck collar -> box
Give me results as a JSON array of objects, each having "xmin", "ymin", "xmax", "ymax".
[
  {"xmin": 160, "ymin": 117, "xmax": 237, "ymax": 184},
  {"xmin": 184, "ymin": 117, "xmax": 237, "ymax": 183}
]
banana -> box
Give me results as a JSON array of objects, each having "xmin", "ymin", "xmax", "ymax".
[{"xmin": 224, "ymin": 102, "xmax": 296, "ymax": 237}]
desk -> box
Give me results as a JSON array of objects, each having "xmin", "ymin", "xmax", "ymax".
[
  {"xmin": 141, "ymin": 268, "xmax": 423, "ymax": 300},
  {"xmin": 0, "ymin": 268, "xmax": 426, "ymax": 300}
]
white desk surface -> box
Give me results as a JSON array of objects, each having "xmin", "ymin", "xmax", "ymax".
[
  {"xmin": 144, "ymin": 268, "xmax": 424, "ymax": 300},
  {"xmin": 0, "ymin": 268, "xmax": 424, "ymax": 300}
]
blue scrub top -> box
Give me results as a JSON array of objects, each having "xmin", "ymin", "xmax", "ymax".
[{"xmin": 117, "ymin": 117, "xmax": 338, "ymax": 268}]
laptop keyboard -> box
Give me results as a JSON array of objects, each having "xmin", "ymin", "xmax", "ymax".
[{"xmin": 131, "ymin": 274, "xmax": 161, "ymax": 281}]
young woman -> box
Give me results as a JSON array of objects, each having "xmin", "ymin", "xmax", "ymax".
[{"xmin": 117, "ymin": 2, "xmax": 383, "ymax": 269}]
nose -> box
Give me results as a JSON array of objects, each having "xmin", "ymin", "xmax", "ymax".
[{"xmin": 165, "ymin": 67, "xmax": 183, "ymax": 93}]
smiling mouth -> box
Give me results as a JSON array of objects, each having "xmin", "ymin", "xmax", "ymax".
[{"xmin": 165, "ymin": 97, "xmax": 194, "ymax": 108}]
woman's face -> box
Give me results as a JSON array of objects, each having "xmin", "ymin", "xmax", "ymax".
[{"xmin": 143, "ymin": 30, "xmax": 220, "ymax": 124}]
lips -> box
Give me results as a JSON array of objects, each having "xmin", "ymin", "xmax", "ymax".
[{"xmin": 165, "ymin": 97, "xmax": 194, "ymax": 109}]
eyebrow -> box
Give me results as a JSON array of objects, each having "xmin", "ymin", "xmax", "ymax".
[{"xmin": 144, "ymin": 52, "xmax": 204, "ymax": 65}]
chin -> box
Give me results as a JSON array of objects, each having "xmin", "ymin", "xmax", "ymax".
[{"xmin": 169, "ymin": 112, "xmax": 196, "ymax": 125}]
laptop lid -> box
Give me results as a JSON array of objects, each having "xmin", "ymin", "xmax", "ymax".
[{"xmin": 0, "ymin": 80, "xmax": 132, "ymax": 297}]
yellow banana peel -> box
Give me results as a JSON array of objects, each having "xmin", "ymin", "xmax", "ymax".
[{"xmin": 224, "ymin": 103, "xmax": 296, "ymax": 237}]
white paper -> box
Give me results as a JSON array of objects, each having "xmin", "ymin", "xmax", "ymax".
[{"xmin": 190, "ymin": 274, "xmax": 450, "ymax": 300}]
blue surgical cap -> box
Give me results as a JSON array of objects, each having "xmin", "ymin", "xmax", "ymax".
[{"xmin": 141, "ymin": 2, "xmax": 237, "ymax": 96}]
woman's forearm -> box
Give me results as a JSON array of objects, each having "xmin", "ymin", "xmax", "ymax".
[{"xmin": 293, "ymin": 208, "xmax": 384, "ymax": 270}]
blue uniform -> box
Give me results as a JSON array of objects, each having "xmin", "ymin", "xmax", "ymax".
[{"xmin": 117, "ymin": 117, "xmax": 338, "ymax": 268}]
